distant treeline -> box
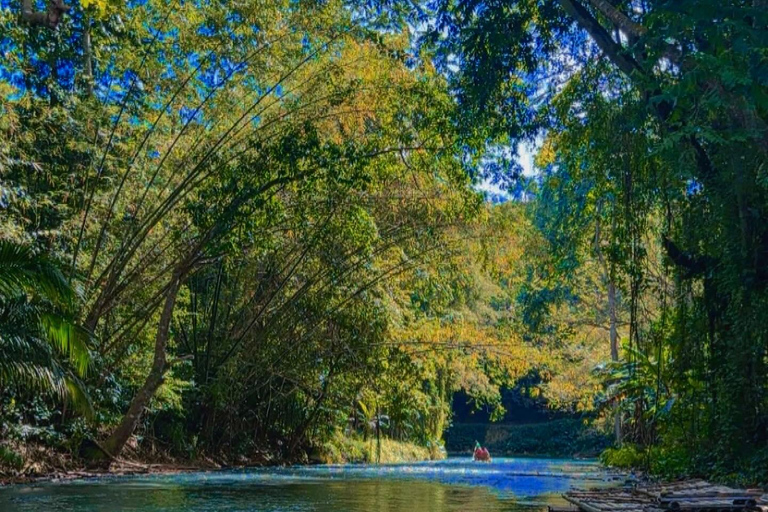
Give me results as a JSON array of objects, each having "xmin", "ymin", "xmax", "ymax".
[{"xmin": 445, "ymin": 420, "xmax": 611, "ymax": 459}]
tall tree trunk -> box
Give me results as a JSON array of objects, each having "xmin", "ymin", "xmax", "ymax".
[
  {"xmin": 608, "ymin": 278, "xmax": 619, "ymax": 362},
  {"xmin": 595, "ymin": 206, "xmax": 622, "ymax": 444},
  {"xmin": 82, "ymin": 17, "xmax": 94, "ymax": 95},
  {"xmin": 99, "ymin": 270, "xmax": 184, "ymax": 460},
  {"xmin": 608, "ymin": 277, "xmax": 622, "ymax": 444}
]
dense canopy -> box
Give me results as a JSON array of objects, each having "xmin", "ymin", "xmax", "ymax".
[{"xmin": 1, "ymin": 0, "xmax": 767, "ymax": 485}]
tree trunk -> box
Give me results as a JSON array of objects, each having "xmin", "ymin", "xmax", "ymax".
[
  {"xmin": 98, "ymin": 271, "xmax": 184, "ymax": 461},
  {"xmin": 287, "ymin": 363, "xmax": 335, "ymax": 457},
  {"xmin": 595, "ymin": 207, "xmax": 622, "ymax": 444},
  {"xmin": 82, "ymin": 18, "xmax": 94, "ymax": 95},
  {"xmin": 608, "ymin": 280, "xmax": 619, "ymax": 361},
  {"xmin": 608, "ymin": 278, "xmax": 622, "ymax": 444},
  {"xmin": 557, "ymin": 0, "xmax": 642, "ymax": 77}
]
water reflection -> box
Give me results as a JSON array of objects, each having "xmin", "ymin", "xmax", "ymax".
[{"xmin": 0, "ymin": 457, "xmax": 618, "ymax": 512}]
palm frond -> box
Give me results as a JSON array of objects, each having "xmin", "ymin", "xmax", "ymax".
[
  {"xmin": 0, "ymin": 359, "xmax": 64, "ymax": 396},
  {"xmin": 0, "ymin": 240, "xmax": 93, "ymax": 416},
  {"xmin": 40, "ymin": 312, "xmax": 92, "ymax": 377},
  {"xmin": 0, "ymin": 359, "xmax": 94, "ymax": 419},
  {"xmin": 0, "ymin": 240, "xmax": 74, "ymax": 308},
  {"xmin": 64, "ymin": 374, "xmax": 95, "ymax": 419}
]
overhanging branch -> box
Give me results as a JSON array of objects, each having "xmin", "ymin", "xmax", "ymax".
[
  {"xmin": 586, "ymin": 0, "xmax": 647, "ymax": 38},
  {"xmin": 557, "ymin": 0, "xmax": 644, "ymax": 78}
]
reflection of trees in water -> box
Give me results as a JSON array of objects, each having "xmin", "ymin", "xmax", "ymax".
[
  {"xmin": 0, "ymin": 478, "xmax": 535, "ymax": 512},
  {"xmin": 319, "ymin": 479, "xmax": 511, "ymax": 512}
]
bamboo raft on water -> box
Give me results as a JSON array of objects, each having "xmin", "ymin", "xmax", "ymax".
[{"xmin": 549, "ymin": 480, "xmax": 768, "ymax": 512}]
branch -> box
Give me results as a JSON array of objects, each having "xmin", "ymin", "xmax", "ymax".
[
  {"xmin": 21, "ymin": 0, "xmax": 69, "ymax": 29},
  {"xmin": 586, "ymin": 0, "xmax": 646, "ymax": 38},
  {"xmin": 557, "ymin": 0, "xmax": 644, "ymax": 78},
  {"xmin": 662, "ymin": 236, "xmax": 712, "ymax": 279},
  {"xmin": 168, "ymin": 354, "xmax": 194, "ymax": 366}
]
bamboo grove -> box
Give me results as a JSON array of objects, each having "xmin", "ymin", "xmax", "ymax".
[
  {"xmin": 1, "ymin": 0, "xmax": 768, "ymax": 484},
  {"xmin": 0, "ymin": 0, "xmax": 545, "ymax": 468}
]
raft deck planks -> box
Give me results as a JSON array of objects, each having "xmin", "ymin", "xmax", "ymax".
[{"xmin": 564, "ymin": 480, "xmax": 768, "ymax": 512}]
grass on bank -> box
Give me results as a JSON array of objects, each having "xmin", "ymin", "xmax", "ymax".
[{"xmin": 314, "ymin": 431, "xmax": 445, "ymax": 464}]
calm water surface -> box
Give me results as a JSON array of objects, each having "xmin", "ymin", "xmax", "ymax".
[{"xmin": 0, "ymin": 457, "xmax": 620, "ymax": 511}]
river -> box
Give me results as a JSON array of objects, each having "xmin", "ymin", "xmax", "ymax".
[{"xmin": 0, "ymin": 457, "xmax": 620, "ymax": 511}]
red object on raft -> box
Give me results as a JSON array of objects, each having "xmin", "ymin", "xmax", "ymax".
[{"xmin": 473, "ymin": 447, "xmax": 491, "ymax": 462}]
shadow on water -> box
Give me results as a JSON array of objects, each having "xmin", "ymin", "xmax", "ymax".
[{"xmin": 0, "ymin": 457, "xmax": 620, "ymax": 511}]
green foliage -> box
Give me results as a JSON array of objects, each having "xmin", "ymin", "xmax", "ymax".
[
  {"xmin": 600, "ymin": 445, "xmax": 646, "ymax": 470},
  {"xmin": 315, "ymin": 430, "xmax": 443, "ymax": 464},
  {"xmin": 0, "ymin": 240, "xmax": 93, "ymax": 416},
  {"xmin": 394, "ymin": 0, "xmax": 768, "ymax": 485},
  {"xmin": 0, "ymin": 0, "xmax": 503, "ymax": 467},
  {"xmin": 0, "ymin": 241, "xmax": 74, "ymax": 305},
  {"xmin": 0, "ymin": 445, "xmax": 24, "ymax": 471},
  {"xmin": 602, "ymin": 443, "xmax": 714, "ymax": 482},
  {"xmin": 4, "ymin": 0, "xmax": 765, "ymax": 485}
]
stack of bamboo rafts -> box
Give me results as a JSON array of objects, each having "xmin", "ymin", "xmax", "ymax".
[{"xmin": 558, "ymin": 480, "xmax": 768, "ymax": 512}]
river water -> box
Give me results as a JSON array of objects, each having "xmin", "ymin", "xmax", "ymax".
[{"xmin": 0, "ymin": 457, "xmax": 620, "ymax": 511}]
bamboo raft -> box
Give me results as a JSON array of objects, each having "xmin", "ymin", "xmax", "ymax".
[{"xmin": 550, "ymin": 480, "xmax": 768, "ymax": 512}]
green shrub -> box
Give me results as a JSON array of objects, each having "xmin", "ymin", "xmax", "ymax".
[
  {"xmin": 315, "ymin": 431, "xmax": 443, "ymax": 464},
  {"xmin": 601, "ymin": 443, "xmax": 701, "ymax": 479},
  {"xmin": 600, "ymin": 445, "xmax": 646, "ymax": 469},
  {"xmin": 0, "ymin": 445, "xmax": 24, "ymax": 471},
  {"xmin": 600, "ymin": 442, "xmax": 768, "ymax": 487}
]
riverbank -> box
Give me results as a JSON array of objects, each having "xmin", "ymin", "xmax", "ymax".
[
  {"xmin": 0, "ymin": 436, "xmax": 443, "ymax": 486},
  {"xmin": 0, "ymin": 440, "xmax": 261, "ymax": 486}
]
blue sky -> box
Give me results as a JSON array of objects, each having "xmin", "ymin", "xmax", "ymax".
[{"xmin": 476, "ymin": 139, "xmax": 540, "ymax": 201}]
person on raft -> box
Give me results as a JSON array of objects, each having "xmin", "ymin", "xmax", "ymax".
[{"xmin": 473, "ymin": 441, "xmax": 491, "ymax": 462}]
